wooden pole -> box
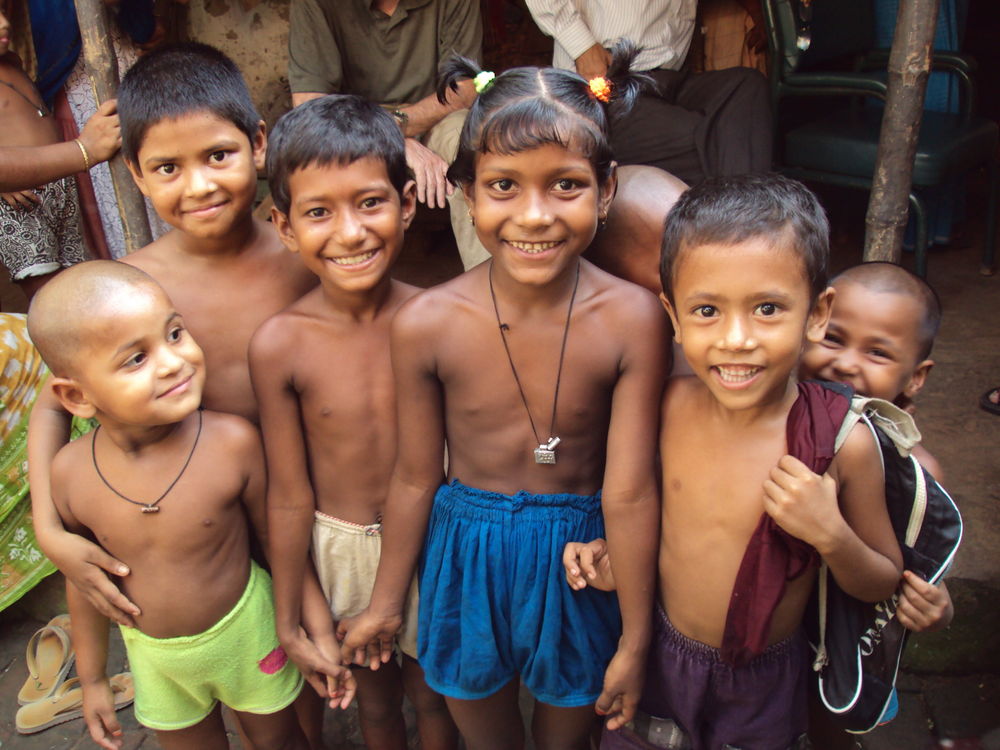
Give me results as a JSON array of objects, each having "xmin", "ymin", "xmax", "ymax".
[
  {"xmin": 863, "ymin": 0, "xmax": 940, "ymax": 263},
  {"xmin": 74, "ymin": 0, "xmax": 153, "ymax": 252}
]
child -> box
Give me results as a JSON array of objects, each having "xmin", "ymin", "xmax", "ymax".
[
  {"xmin": 0, "ymin": 2, "xmax": 120, "ymax": 298},
  {"xmin": 341, "ymin": 45, "xmax": 668, "ymax": 749},
  {"xmin": 26, "ymin": 261, "xmax": 312, "ymax": 750},
  {"xmin": 28, "ymin": 41, "xmax": 317, "ymax": 627},
  {"xmin": 586, "ymin": 174, "xmax": 902, "ymax": 750},
  {"xmin": 250, "ymin": 95, "xmax": 456, "ymax": 750}
]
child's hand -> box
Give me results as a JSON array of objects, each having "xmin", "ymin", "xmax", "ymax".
[
  {"xmin": 78, "ymin": 99, "xmax": 121, "ymax": 165},
  {"xmin": 311, "ymin": 631, "xmax": 357, "ymax": 710},
  {"xmin": 281, "ymin": 626, "xmax": 352, "ymax": 704},
  {"xmin": 595, "ymin": 647, "xmax": 644, "ymax": 731},
  {"xmin": 1, "ymin": 190, "xmax": 41, "ymax": 209},
  {"xmin": 50, "ymin": 531, "xmax": 139, "ymax": 627},
  {"xmin": 897, "ymin": 574, "xmax": 954, "ymax": 632},
  {"xmin": 337, "ymin": 608, "xmax": 402, "ymax": 671},
  {"xmin": 564, "ymin": 539, "xmax": 616, "ymax": 591},
  {"xmin": 82, "ymin": 679, "xmax": 124, "ymax": 750},
  {"xmin": 762, "ymin": 455, "xmax": 845, "ymax": 550}
]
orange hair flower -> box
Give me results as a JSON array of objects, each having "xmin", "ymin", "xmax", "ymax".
[{"xmin": 588, "ymin": 76, "xmax": 612, "ymax": 103}]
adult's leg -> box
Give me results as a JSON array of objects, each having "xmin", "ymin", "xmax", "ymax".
[
  {"xmin": 154, "ymin": 704, "xmax": 230, "ymax": 750},
  {"xmin": 531, "ymin": 700, "xmax": 596, "ymax": 750},
  {"xmin": 352, "ymin": 657, "xmax": 409, "ymax": 750},
  {"xmin": 235, "ymin": 703, "xmax": 308, "ymax": 750},
  {"xmin": 402, "ymin": 654, "xmax": 459, "ymax": 750},
  {"xmin": 608, "ymin": 70, "xmax": 706, "ymax": 186},
  {"xmin": 445, "ymin": 677, "xmax": 525, "ymax": 750},
  {"xmin": 673, "ymin": 67, "xmax": 773, "ymax": 178},
  {"xmin": 425, "ymin": 109, "xmax": 491, "ymax": 270}
]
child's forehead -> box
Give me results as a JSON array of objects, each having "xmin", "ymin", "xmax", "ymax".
[
  {"xmin": 674, "ymin": 235, "xmax": 811, "ymax": 294},
  {"xmin": 292, "ymin": 154, "xmax": 394, "ymax": 185},
  {"xmin": 831, "ymin": 281, "xmax": 924, "ymax": 337},
  {"xmin": 138, "ymin": 110, "xmax": 249, "ymax": 152}
]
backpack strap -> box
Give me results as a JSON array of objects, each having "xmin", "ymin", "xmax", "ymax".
[{"xmin": 814, "ymin": 395, "xmax": 922, "ymax": 673}]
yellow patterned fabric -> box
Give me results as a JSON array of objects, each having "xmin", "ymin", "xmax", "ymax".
[{"xmin": 0, "ymin": 313, "xmax": 55, "ymax": 611}]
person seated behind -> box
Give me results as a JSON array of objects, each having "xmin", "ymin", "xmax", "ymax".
[
  {"xmin": 250, "ymin": 95, "xmax": 456, "ymax": 750},
  {"xmin": 27, "ymin": 261, "xmax": 330, "ymax": 750},
  {"xmin": 287, "ymin": 0, "xmax": 487, "ymax": 270},
  {"xmin": 0, "ymin": 2, "xmax": 120, "ymax": 298},
  {"xmin": 584, "ymin": 174, "xmax": 902, "ymax": 750},
  {"xmin": 27, "ymin": 40, "xmax": 317, "ymax": 638}
]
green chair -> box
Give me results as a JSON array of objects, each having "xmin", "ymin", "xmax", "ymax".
[{"xmin": 762, "ymin": 0, "xmax": 998, "ymax": 276}]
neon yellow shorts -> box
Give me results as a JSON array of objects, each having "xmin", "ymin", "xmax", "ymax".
[{"xmin": 119, "ymin": 562, "xmax": 303, "ymax": 731}]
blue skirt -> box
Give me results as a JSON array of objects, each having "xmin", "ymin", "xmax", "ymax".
[{"xmin": 418, "ymin": 479, "xmax": 622, "ymax": 707}]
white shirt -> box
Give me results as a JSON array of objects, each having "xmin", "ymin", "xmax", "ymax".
[{"xmin": 525, "ymin": 0, "xmax": 697, "ymax": 72}]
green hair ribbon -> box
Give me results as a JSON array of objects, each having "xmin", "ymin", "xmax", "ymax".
[{"xmin": 473, "ymin": 70, "xmax": 496, "ymax": 94}]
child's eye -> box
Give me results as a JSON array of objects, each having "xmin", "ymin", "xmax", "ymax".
[
  {"xmin": 167, "ymin": 326, "xmax": 184, "ymax": 343},
  {"xmin": 305, "ymin": 207, "xmax": 329, "ymax": 219},
  {"xmin": 124, "ymin": 351, "xmax": 147, "ymax": 368},
  {"xmin": 868, "ymin": 348, "xmax": 893, "ymax": 361},
  {"xmin": 823, "ymin": 332, "xmax": 844, "ymax": 347},
  {"xmin": 490, "ymin": 178, "xmax": 515, "ymax": 192},
  {"xmin": 156, "ymin": 163, "xmax": 176, "ymax": 176},
  {"xmin": 209, "ymin": 150, "xmax": 228, "ymax": 164},
  {"xmin": 694, "ymin": 305, "xmax": 717, "ymax": 318},
  {"xmin": 360, "ymin": 197, "xmax": 384, "ymax": 209},
  {"xmin": 756, "ymin": 302, "xmax": 779, "ymax": 316},
  {"xmin": 554, "ymin": 178, "xmax": 580, "ymax": 192}
]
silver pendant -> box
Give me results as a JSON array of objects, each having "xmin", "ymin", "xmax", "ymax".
[
  {"xmin": 534, "ymin": 437, "xmax": 561, "ymax": 465},
  {"xmin": 141, "ymin": 505, "xmax": 160, "ymax": 514}
]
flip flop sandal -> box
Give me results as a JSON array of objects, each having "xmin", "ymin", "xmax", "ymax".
[
  {"xmin": 15, "ymin": 672, "xmax": 134, "ymax": 735},
  {"xmin": 17, "ymin": 614, "xmax": 75, "ymax": 706},
  {"xmin": 980, "ymin": 388, "xmax": 1000, "ymax": 416}
]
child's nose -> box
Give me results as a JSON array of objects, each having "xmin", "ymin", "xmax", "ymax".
[
  {"xmin": 185, "ymin": 166, "xmax": 217, "ymax": 197},
  {"xmin": 719, "ymin": 315, "xmax": 756, "ymax": 351},
  {"xmin": 332, "ymin": 209, "xmax": 365, "ymax": 245},
  {"xmin": 156, "ymin": 346, "xmax": 185, "ymax": 376},
  {"xmin": 831, "ymin": 351, "xmax": 861, "ymax": 375},
  {"xmin": 516, "ymin": 191, "xmax": 554, "ymax": 229}
]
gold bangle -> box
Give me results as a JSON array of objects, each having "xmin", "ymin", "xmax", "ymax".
[{"xmin": 74, "ymin": 138, "xmax": 91, "ymax": 171}]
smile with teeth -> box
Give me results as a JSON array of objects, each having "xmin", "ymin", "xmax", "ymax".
[
  {"xmin": 507, "ymin": 240, "xmax": 561, "ymax": 254},
  {"xmin": 714, "ymin": 365, "xmax": 762, "ymax": 383},
  {"xmin": 329, "ymin": 249, "xmax": 377, "ymax": 266}
]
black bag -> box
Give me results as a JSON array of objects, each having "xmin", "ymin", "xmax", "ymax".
[{"xmin": 810, "ymin": 396, "xmax": 963, "ymax": 734}]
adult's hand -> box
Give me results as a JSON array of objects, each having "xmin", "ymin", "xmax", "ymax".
[
  {"xmin": 78, "ymin": 99, "xmax": 122, "ymax": 166},
  {"xmin": 1, "ymin": 190, "xmax": 40, "ymax": 209},
  {"xmin": 575, "ymin": 43, "xmax": 611, "ymax": 82},
  {"xmin": 404, "ymin": 138, "xmax": 452, "ymax": 210}
]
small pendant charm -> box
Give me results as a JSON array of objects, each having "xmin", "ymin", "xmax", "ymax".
[
  {"xmin": 141, "ymin": 505, "xmax": 160, "ymax": 514},
  {"xmin": 533, "ymin": 437, "xmax": 561, "ymax": 465}
]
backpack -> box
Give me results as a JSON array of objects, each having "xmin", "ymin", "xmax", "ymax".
[{"xmin": 810, "ymin": 395, "xmax": 963, "ymax": 734}]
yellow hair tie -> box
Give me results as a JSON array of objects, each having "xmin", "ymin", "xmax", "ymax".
[
  {"xmin": 473, "ymin": 70, "xmax": 496, "ymax": 94},
  {"xmin": 588, "ymin": 76, "xmax": 612, "ymax": 103}
]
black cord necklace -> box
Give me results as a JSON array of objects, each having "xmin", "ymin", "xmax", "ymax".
[
  {"xmin": 91, "ymin": 409, "xmax": 203, "ymax": 514},
  {"xmin": 0, "ymin": 78, "xmax": 49, "ymax": 118},
  {"xmin": 488, "ymin": 260, "xmax": 580, "ymax": 465}
]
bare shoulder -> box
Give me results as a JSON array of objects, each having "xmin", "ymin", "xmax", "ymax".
[
  {"xmin": 249, "ymin": 288, "xmax": 324, "ymax": 357},
  {"xmin": 121, "ymin": 234, "xmax": 180, "ymax": 277},
  {"xmin": 583, "ymin": 261, "xmax": 666, "ymax": 328},
  {"xmin": 393, "ymin": 269, "xmax": 482, "ymax": 336},
  {"xmin": 51, "ymin": 435, "xmax": 91, "ymax": 495},
  {"xmin": 200, "ymin": 410, "xmax": 261, "ymax": 459},
  {"xmin": 912, "ymin": 443, "xmax": 943, "ymax": 483},
  {"xmin": 663, "ymin": 375, "xmax": 703, "ymax": 414},
  {"xmin": 830, "ymin": 417, "xmax": 882, "ymax": 482}
]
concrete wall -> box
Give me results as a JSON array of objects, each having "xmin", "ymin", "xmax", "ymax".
[{"xmin": 185, "ymin": 0, "xmax": 293, "ymax": 128}]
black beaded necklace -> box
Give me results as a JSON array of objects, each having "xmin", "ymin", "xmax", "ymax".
[
  {"xmin": 91, "ymin": 409, "xmax": 203, "ymax": 514},
  {"xmin": 488, "ymin": 260, "xmax": 580, "ymax": 465}
]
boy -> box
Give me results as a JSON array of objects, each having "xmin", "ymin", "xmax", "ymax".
[
  {"xmin": 28, "ymin": 41, "xmax": 317, "ymax": 625},
  {"xmin": 26, "ymin": 261, "xmax": 310, "ymax": 750},
  {"xmin": 0, "ymin": 2, "xmax": 119, "ymax": 297},
  {"xmin": 250, "ymin": 95, "xmax": 455, "ymax": 750},
  {"xmin": 596, "ymin": 174, "xmax": 903, "ymax": 750}
]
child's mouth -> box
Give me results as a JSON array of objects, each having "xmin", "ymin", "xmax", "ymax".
[
  {"xmin": 713, "ymin": 365, "xmax": 763, "ymax": 387},
  {"xmin": 329, "ymin": 249, "xmax": 378, "ymax": 267},
  {"xmin": 507, "ymin": 240, "xmax": 561, "ymax": 254}
]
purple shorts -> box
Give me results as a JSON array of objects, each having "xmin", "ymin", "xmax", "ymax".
[{"xmin": 601, "ymin": 606, "xmax": 809, "ymax": 750}]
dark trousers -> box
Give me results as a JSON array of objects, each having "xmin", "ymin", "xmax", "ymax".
[{"xmin": 609, "ymin": 67, "xmax": 773, "ymax": 185}]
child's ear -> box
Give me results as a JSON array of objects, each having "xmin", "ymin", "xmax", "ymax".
[
  {"xmin": 400, "ymin": 180, "xmax": 418, "ymax": 231},
  {"xmin": 805, "ymin": 286, "xmax": 836, "ymax": 344},
  {"xmin": 49, "ymin": 378, "xmax": 98, "ymax": 420},
  {"xmin": 903, "ymin": 358, "xmax": 934, "ymax": 400},
  {"xmin": 597, "ymin": 162, "xmax": 618, "ymax": 223},
  {"xmin": 125, "ymin": 158, "xmax": 151, "ymax": 198},
  {"xmin": 270, "ymin": 206, "xmax": 298, "ymax": 254},
  {"xmin": 658, "ymin": 291, "xmax": 681, "ymax": 343},
  {"xmin": 251, "ymin": 120, "xmax": 267, "ymax": 172}
]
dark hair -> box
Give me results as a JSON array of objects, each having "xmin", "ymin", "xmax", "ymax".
[
  {"xmin": 832, "ymin": 261, "xmax": 942, "ymax": 359},
  {"xmin": 660, "ymin": 173, "xmax": 830, "ymax": 303},
  {"xmin": 266, "ymin": 95, "xmax": 408, "ymax": 215},
  {"xmin": 118, "ymin": 42, "xmax": 261, "ymax": 165},
  {"xmin": 438, "ymin": 40, "xmax": 650, "ymax": 187}
]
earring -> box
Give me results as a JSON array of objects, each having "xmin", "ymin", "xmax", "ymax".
[
  {"xmin": 598, "ymin": 213, "xmax": 608, "ymax": 230},
  {"xmin": 468, "ymin": 209, "xmax": 475, "ymax": 226}
]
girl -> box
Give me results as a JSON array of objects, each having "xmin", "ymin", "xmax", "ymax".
[{"xmin": 341, "ymin": 43, "xmax": 668, "ymax": 750}]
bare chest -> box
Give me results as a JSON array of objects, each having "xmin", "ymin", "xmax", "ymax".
[{"xmin": 0, "ymin": 68, "xmax": 59, "ymax": 148}]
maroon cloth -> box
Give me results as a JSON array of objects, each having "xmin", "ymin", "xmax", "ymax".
[{"xmin": 720, "ymin": 381, "xmax": 851, "ymax": 667}]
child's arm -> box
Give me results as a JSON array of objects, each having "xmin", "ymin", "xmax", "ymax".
[
  {"xmin": 763, "ymin": 423, "xmax": 903, "ymax": 602},
  {"xmin": 563, "ymin": 539, "xmax": 616, "ymax": 592},
  {"xmin": 596, "ymin": 296, "xmax": 668, "ymax": 729},
  {"xmin": 338, "ymin": 302, "xmax": 445, "ymax": 669},
  {"xmin": 68, "ymin": 583, "xmax": 123, "ymax": 750},
  {"xmin": 0, "ymin": 99, "xmax": 120, "ymax": 192},
  {"xmin": 230, "ymin": 391, "xmax": 356, "ymax": 709},
  {"xmin": 28, "ymin": 384, "xmax": 140, "ymax": 625},
  {"xmin": 898, "ymin": 574, "xmax": 954, "ymax": 632}
]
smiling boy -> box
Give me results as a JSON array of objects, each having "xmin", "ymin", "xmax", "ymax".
[
  {"xmin": 28, "ymin": 261, "xmax": 306, "ymax": 750},
  {"xmin": 249, "ymin": 96, "xmax": 455, "ymax": 750},
  {"xmin": 596, "ymin": 174, "xmax": 902, "ymax": 750}
]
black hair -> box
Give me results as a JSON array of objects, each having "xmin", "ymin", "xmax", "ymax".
[
  {"xmin": 660, "ymin": 173, "xmax": 830, "ymax": 304},
  {"xmin": 118, "ymin": 42, "xmax": 261, "ymax": 165},
  {"xmin": 266, "ymin": 95, "xmax": 408, "ymax": 215},
  {"xmin": 438, "ymin": 40, "xmax": 651, "ymax": 187},
  {"xmin": 832, "ymin": 262, "xmax": 942, "ymax": 359}
]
